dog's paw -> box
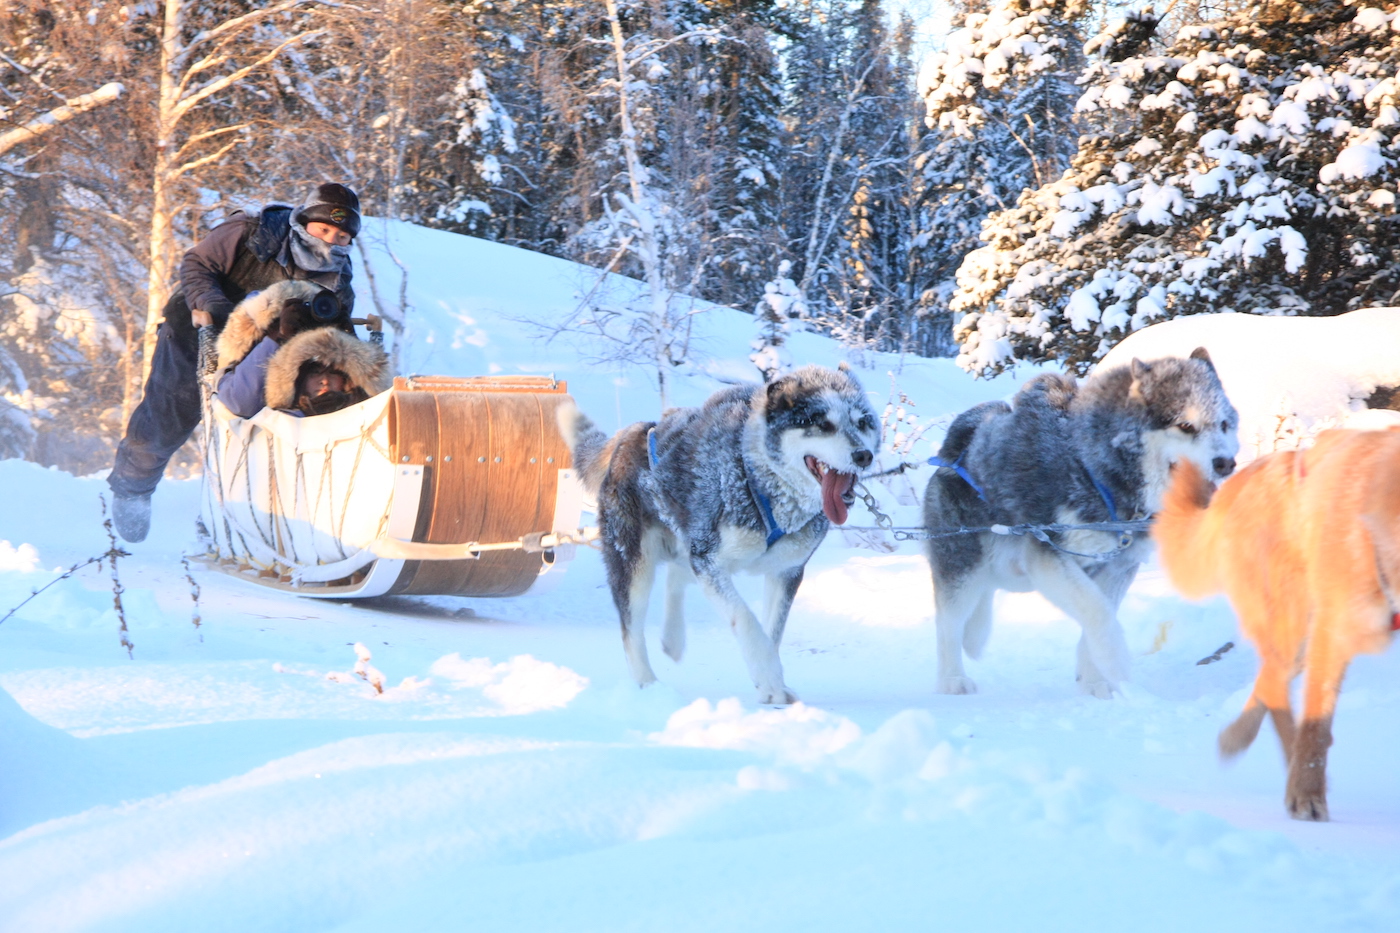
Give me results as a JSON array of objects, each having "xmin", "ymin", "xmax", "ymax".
[
  {"xmin": 1078, "ymin": 678, "xmax": 1117, "ymax": 700},
  {"xmin": 757, "ymin": 685, "xmax": 798, "ymax": 706},
  {"xmin": 661, "ymin": 628, "xmax": 685, "ymax": 663},
  {"xmin": 1286, "ymin": 764, "xmax": 1330, "ymax": 821},
  {"xmin": 1286, "ymin": 789, "xmax": 1329, "ymax": 822},
  {"xmin": 937, "ymin": 675, "xmax": 978, "ymax": 695}
]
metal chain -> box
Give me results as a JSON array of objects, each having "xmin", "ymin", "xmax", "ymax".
[
  {"xmin": 854, "ymin": 482, "xmax": 894, "ymax": 531},
  {"xmin": 843, "ymin": 517, "xmax": 1154, "ymax": 562},
  {"xmin": 853, "ymin": 463, "xmax": 1150, "ymax": 562}
]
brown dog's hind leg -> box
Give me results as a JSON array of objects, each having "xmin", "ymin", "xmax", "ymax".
[
  {"xmin": 1287, "ymin": 716, "xmax": 1333, "ymax": 822},
  {"xmin": 1286, "ymin": 631, "xmax": 1349, "ymax": 822}
]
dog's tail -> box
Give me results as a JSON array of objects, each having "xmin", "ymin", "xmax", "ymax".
[
  {"xmin": 555, "ymin": 400, "xmax": 612, "ymax": 497},
  {"xmin": 1152, "ymin": 458, "xmax": 1223, "ymax": 599}
]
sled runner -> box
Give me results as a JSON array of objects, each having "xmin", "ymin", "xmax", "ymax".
[{"xmin": 195, "ymin": 327, "xmax": 593, "ymax": 599}]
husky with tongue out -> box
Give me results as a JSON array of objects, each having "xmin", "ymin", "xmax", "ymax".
[{"xmin": 558, "ymin": 364, "xmax": 879, "ymax": 705}]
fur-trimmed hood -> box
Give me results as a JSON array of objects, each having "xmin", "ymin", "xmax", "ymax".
[
  {"xmin": 264, "ymin": 326, "xmax": 391, "ymax": 410},
  {"xmin": 215, "ymin": 279, "xmax": 322, "ymax": 371}
]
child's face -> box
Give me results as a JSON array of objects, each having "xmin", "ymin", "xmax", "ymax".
[{"xmin": 301, "ymin": 370, "xmax": 346, "ymax": 397}]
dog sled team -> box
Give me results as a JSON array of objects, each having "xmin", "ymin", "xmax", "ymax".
[
  {"xmin": 561, "ymin": 344, "xmax": 1398, "ymax": 824},
  {"xmin": 114, "ymin": 182, "xmax": 1398, "ymax": 824}
]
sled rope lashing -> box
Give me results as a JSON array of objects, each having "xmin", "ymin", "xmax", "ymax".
[{"xmin": 335, "ymin": 405, "xmax": 388, "ymax": 549}]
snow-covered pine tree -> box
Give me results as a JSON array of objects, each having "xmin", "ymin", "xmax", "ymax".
[
  {"xmin": 779, "ymin": 0, "xmax": 928, "ymax": 354},
  {"xmin": 685, "ymin": 2, "xmax": 787, "ymax": 310},
  {"xmin": 829, "ymin": 4, "xmax": 928, "ymax": 355},
  {"xmin": 554, "ymin": 0, "xmax": 722, "ymax": 409},
  {"xmin": 750, "ymin": 259, "xmax": 807, "ymax": 379},
  {"xmin": 915, "ymin": 0, "xmax": 1085, "ymax": 360},
  {"xmin": 952, "ymin": 0, "xmax": 1400, "ymax": 376}
]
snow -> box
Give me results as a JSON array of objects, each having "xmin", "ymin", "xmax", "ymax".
[{"xmin": 4, "ymin": 224, "xmax": 1400, "ymax": 930}]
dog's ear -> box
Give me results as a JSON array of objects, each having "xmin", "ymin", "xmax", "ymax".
[
  {"xmin": 1189, "ymin": 346, "xmax": 1215, "ymax": 370},
  {"xmin": 766, "ymin": 377, "xmax": 794, "ymax": 413},
  {"xmin": 1129, "ymin": 358, "xmax": 1152, "ymax": 400}
]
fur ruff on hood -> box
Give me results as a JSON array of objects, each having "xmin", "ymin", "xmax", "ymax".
[
  {"xmin": 215, "ymin": 279, "xmax": 323, "ymax": 371},
  {"xmin": 264, "ymin": 326, "xmax": 392, "ymax": 411}
]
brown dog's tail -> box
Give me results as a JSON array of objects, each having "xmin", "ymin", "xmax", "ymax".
[{"xmin": 1153, "ymin": 459, "xmax": 1223, "ymax": 599}]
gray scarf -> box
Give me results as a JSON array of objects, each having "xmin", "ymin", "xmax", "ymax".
[{"xmin": 290, "ymin": 220, "xmax": 352, "ymax": 273}]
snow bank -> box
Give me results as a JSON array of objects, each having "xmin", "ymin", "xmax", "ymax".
[
  {"xmin": 1100, "ymin": 308, "xmax": 1400, "ymax": 461},
  {"xmin": 650, "ymin": 697, "xmax": 862, "ymax": 765},
  {"xmin": 6, "ymin": 225, "xmax": 1400, "ymax": 931}
]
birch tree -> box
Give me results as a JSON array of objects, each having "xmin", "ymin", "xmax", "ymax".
[
  {"xmin": 571, "ymin": 0, "xmax": 717, "ymax": 409},
  {"xmin": 141, "ymin": 0, "xmax": 327, "ymax": 387}
]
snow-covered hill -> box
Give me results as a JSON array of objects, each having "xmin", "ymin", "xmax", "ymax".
[{"xmin": 2, "ymin": 222, "xmax": 1399, "ymax": 932}]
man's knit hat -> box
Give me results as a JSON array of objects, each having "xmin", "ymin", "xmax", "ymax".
[{"xmin": 295, "ymin": 183, "xmax": 362, "ymax": 238}]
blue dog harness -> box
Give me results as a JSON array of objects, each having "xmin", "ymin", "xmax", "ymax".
[
  {"xmin": 649, "ymin": 426, "xmax": 786, "ymax": 549},
  {"xmin": 747, "ymin": 478, "xmax": 787, "ymax": 548},
  {"xmin": 927, "ymin": 452, "xmax": 987, "ymax": 502},
  {"xmin": 929, "ymin": 452, "xmax": 1125, "ymax": 526}
]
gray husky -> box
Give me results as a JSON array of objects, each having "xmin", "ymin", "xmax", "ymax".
[
  {"xmin": 923, "ymin": 349, "xmax": 1239, "ymax": 698},
  {"xmin": 559, "ymin": 365, "xmax": 880, "ymax": 704}
]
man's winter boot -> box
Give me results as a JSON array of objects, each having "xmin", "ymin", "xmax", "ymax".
[{"xmin": 111, "ymin": 494, "xmax": 151, "ymax": 543}]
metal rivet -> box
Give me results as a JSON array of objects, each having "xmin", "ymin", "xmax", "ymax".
[
  {"xmin": 425, "ymin": 455, "xmax": 433, "ymax": 462},
  {"xmin": 401, "ymin": 455, "xmax": 409, "ymax": 462},
  {"xmin": 443, "ymin": 455, "xmax": 452, "ymax": 462},
  {"xmin": 478, "ymin": 456, "xmax": 486, "ymax": 463},
  {"xmin": 546, "ymin": 457, "xmax": 554, "ymax": 463},
  {"xmin": 530, "ymin": 457, "xmax": 537, "ymax": 464},
  {"xmin": 494, "ymin": 456, "xmax": 502, "ymax": 463}
]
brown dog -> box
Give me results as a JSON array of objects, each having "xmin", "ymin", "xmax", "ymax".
[{"xmin": 1154, "ymin": 429, "xmax": 1400, "ymax": 821}]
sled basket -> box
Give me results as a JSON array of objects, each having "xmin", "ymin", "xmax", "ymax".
[{"xmin": 197, "ymin": 370, "xmax": 593, "ymax": 599}]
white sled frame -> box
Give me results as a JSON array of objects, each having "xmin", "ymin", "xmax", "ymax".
[{"xmin": 195, "ymin": 365, "xmax": 593, "ymax": 599}]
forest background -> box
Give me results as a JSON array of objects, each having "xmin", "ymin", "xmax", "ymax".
[{"xmin": 2, "ymin": 0, "xmax": 1397, "ymax": 473}]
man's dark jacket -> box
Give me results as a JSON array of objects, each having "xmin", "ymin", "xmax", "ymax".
[
  {"xmin": 108, "ymin": 205, "xmax": 355, "ymax": 498},
  {"xmin": 177, "ymin": 205, "xmax": 355, "ymax": 336}
]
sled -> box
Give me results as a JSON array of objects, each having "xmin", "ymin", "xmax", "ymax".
[{"xmin": 195, "ymin": 334, "xmax": 594, "ymax": 599}]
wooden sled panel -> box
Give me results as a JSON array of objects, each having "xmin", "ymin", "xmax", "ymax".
[{"xmin": 386, "ymin": 376, "xmax": 574, "ymax": 597}]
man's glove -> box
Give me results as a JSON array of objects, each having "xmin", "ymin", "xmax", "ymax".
[
  {"xmin": 267, "ymin": 290, "xmax": 350, "ymax": 344},
  {"xmin": 266, "ymin": 301, "xmax": 310, "ymax": 344}
]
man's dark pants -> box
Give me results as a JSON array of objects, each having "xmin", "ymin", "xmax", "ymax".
[{"xmin": 108, "ymin": 293, "xmax": 203, "ymax": 499}]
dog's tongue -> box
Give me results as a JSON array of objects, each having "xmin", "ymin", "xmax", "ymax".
[{"xmin": 821, "ymin": 469, "xmax": 856, "ymax": 525}]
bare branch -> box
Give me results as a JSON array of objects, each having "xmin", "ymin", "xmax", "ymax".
[
  {"xmin": 173, "ymin": 31, "xmax": 325, "ymax": 122},
  {"xmin": 0, "ymin": 83, "xmax": 124, "ymax": 157},
  {"xmin": 170, "ymin": 0, "xmax": 323, "ymax": 71},
  {"xmin": 172, "ymin": 123, "xmax": 251, "ymax": 160},
  {"xmin": 172, "ymin": 139, "xmax": 242, "ymax": 178}
]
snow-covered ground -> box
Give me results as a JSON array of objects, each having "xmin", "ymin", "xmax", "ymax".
[{"xmin": 3, "ymin": 223, "xmax": 1400, "ymax": 932}]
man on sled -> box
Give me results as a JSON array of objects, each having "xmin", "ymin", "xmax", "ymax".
[{"xmin": 108, "ymin": 183, "xmax": 363, "ymax": 542}]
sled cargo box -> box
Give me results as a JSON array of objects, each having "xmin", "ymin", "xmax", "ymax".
[{"xmin": 197, "ymin": 373, "xmax": 593, "ymax": 599}]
